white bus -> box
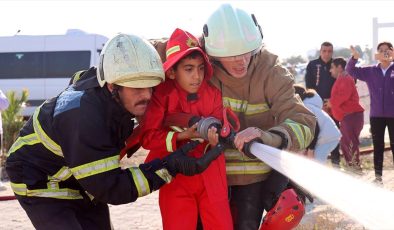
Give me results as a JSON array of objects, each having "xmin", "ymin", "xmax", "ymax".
[{"xmin": 0, "ymin": 30, "xmax": 108, "ymax": 118}]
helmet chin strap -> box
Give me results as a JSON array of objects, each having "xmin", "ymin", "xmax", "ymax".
[
  {"xmin": 110, "ymin": 84, "xmax": 132, "ymax": 115},
  {"xmin": 110, "ymin": 84, "xmax": 121, "ymax": 103}
]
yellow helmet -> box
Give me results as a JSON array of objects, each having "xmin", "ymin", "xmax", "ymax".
[
  {"xmin": 97, "ymin": 34, "xmax": 165, "ymax": 88},
  {"xmin": 203, "ymin": 4, "xmax": 263, "ymax": 58}
]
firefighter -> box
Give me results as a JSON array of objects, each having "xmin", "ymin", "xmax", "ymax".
[
  {"xmin": 202, "ymin": 4, "xmax": 316, "ymax": 230},
  {"xmin": 5, "ymin": 34, "xmax": 220, "ymax": 230}
]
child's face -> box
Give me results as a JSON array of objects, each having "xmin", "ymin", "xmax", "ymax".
[
  {"xmin": 330, "ymin": 63, "xmax": 340, "ymax": 79},
  {"xmin": 171, "ymin": 55, "xmax": 205, "ymax": 94}
]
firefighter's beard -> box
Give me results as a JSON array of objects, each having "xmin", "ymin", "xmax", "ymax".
[{"xmin": 130, "ymin": 99, "xmax": 150, "ymax": 116}]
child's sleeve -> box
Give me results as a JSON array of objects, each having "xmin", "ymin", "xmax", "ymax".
[
  {"xmin": 140, "ymin": 92, "xmax": 178, "ymax": 155},
  {"xmin": 211, "ymin": 88, "xmax": 224, "ymax": 120}
]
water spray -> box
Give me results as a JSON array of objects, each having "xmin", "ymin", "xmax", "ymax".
[
  {"xmin": 164, "ymin": 112, "xmax": 394, "ymax": 229},
  {"xmin": 250, "ymin": 142, "xmax": 394, "ymax": 230}
]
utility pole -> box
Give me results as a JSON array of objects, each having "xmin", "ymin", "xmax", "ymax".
[{"xmin": 372, "ymin": 18, "xmax": 394, "ymax": 62}]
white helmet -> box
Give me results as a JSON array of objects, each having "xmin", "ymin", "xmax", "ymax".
[
  {"xmin": 97, "ymin": 34, "xmax": 165, "ymax": 88},
  {"xmin": 203, "ymin": 4, "xmax": 263, "ymax": 58}
]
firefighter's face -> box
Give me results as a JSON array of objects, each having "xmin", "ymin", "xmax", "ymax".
[
  {"xmin": 168, "ymin": 55, "xmax": 205, "ymax": 94},
  {"xmin": 120, "ymin": 87, "xmax": 152, "ymax": 116},
  {"xmin": 219, "ymin": 52, "xmax": 251, "ymax": 78},
  {"xmin": 108, "ymin": 84, "xmax": 152, "ymax": 116}
]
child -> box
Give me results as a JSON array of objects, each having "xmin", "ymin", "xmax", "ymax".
[
  {"xmin": 140, "ymin": 28, "xmax": 232, "ymax": 229},
  {"xmin": 329, "ymin": 57, "xmax": 364, "ymax": 172},
  {"xmin": 294, "ymin": 84, "xmax": 341, "ymax": 164}
]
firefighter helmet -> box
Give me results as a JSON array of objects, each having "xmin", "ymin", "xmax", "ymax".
[
  {"xmin": 259, "ymin": 188, "xmax": 305, "ymax": 230},
  {"xmin": 203, "ymin": 4, "xmax": 263, "ymax": 58},
  {"xmin": 97, "ymin": 34, "xmax": 165, "ymax": 88}
]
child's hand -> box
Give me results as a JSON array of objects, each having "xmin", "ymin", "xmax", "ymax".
[
  {"xmin": 207, "ymin": 126, "xmax": 219, "ymax": 146},
  {"xmin": 177, "ymin": 123, "xmax": 201, "ymax": 141}
]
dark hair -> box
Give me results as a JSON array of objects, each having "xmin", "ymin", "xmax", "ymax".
[
  {"xmin": 173, "ymin": 50, "xmax": 204, "ymax": 70},
  {"xmin": 321, "ymin": 41, "xmax": 333, "ymax": 48},
  {"xmin": 332, "ymin": 57, "xmax": 347, "ymax": 69},
  {"xmin": 294, "ymin": 84, "xmax": 316, "ymax": 101},
  {"xmin": 377, "ymin": 41, "xmax": 393, "ymax": 51}
]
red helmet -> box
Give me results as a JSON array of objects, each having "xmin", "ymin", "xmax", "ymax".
[{"xmin": 259, "ymin": 188, "xmax": 305, "ymax": 230}]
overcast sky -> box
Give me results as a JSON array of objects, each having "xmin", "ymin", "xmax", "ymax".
[{"xmin": 1, "ymin": 0, "xmax": 394, "ymax": 59}]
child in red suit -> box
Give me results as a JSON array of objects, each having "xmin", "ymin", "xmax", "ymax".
[
  {"xmin": 328, "ymin": 57, "xmax": 364, "ymax": 171},
  {"xmin": 140, "ymin": 28, "xmax": 232, "ymax": 229}
]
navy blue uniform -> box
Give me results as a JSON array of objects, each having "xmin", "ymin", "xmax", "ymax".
[
  {"xmin": 305, "ymin": 57, "xmax": 335, "ymax": 100},
  {"xmin": 6, "ymin": 68, "xmax": 164, "ymax": 229}
]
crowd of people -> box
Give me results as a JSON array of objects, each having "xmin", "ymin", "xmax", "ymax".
[{"xmin": 1, "ymin": 3, "xmax": 393, "ymax": 230}]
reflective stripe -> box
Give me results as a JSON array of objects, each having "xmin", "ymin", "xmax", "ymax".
[
  {"xmin": 166, "ymin": 45, "xmax": 180, "ymax": 58},
  {"xmin": 224, "ymin": 149, "xmax": 256, "ymax": 161},
  {"xmin": 222, "ymin": 97, "xmax": 269, "ymax": 115},
  {"xmin": 46, "ymin": 167, "xmax": 73, "ymax": 191},
  {"xmin": 226, "ymin": 162, "xmax": 271, "ymax": 175},
  {"xmin": 51, "ymin": 166, "xmax": 73, "ymax": 181},
  {"xmin": 71, "ymin": 155, "xmax": 119, "ymax": 180},
  {"xmin": 244, "ymin": 103, "xmax": 270, "ymax": 115},
  {"xmin": 72, "ymin": 70, "xmax": 85, "ymax": 84},
  {"xmin": 155, "ymin": 168, "xmax": 173, "ymax": 183},
  {"xmin": 33, "ymin": 107, "xmax": 63, "ymax": 157},
  {"xmin": 129, "ymin": 167, "xmax": 150, "ymax": 197},
  {"xmin": 11, "ymin": 182, "xmax": 27, "ymax": 196},
  {"xmin": 10, "ymin": 182, "xmax": 83, "ymax": 200},
  {"xmin": 170, "ymin": 126, "xmax": 183, "ymax": 132},
  {"xmin": 47, "ymin": 181, "xmax": 60, "ymax": 189},
  {"xmin": 284, "ymin": 119, "xmax": 312, "ymax": 149},
  {"xmin": 166, "ymin": 131, "xmax": 175, "ymax": 152},
  {"xmin": 7, "ymin": 133, "xmax": 40, "ymax": 157},
  {"xmin": 223, "ymin": 97, "xmax": 247, "ymax": 112}
]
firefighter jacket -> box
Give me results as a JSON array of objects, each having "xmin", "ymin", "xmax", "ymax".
[
  {"xmin": 140, "ymin": 78, "xmax": 228, "ymax": 202},
  {"xmin": 209, "ymin": 49, "xmax": 316, "ymax": 186},
  {"xmin": 6, "ymin": 67, "xmax": 161, "ymax": 204}
]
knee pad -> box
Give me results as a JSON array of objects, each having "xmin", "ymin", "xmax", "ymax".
[{"xmin": 259, "ymin": 188, "xmax": 305, "ymax": 230}]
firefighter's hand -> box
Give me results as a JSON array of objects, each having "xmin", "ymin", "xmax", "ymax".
[
  {"xmin": 234, "ymin": 127, "xmax": 282, "ymax": 152},
  {"xmin": 164, "ymin": 141, "xmax": 224, "ymax": 176}
]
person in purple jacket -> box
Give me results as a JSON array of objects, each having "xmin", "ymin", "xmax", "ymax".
[{"xmin": 347, "ymin": 42, "xmax": 394, "ymax": 184}]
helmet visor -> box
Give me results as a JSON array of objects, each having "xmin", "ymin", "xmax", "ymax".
[
  {"xmin": 214, "ymin": 52, "xmax": 252, "ymax": 62},
  {"xmin": 212, "ymin": 45, "xmax": 262, "ymax": 62}
]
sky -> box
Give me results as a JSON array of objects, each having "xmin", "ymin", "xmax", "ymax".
[{"xmin": 1, "ymin": 0, "xmax": 394, "ymax": 59}]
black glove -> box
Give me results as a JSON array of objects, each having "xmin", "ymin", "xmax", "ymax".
[
  {"xmin": 164, "ymin": 142, "xmax": 224, "ymax": 176},
  {"xmin": 138, "ymin": 140, "xmax": 200, "ymax": 191},
  {"xmin": 139, "ymin": 159, "xmax": 169, "ymax": 192}
]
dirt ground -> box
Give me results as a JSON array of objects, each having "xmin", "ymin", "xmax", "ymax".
[{"xmin": 0, "ymin": 124, "xmax": 393, "ymax": 229}]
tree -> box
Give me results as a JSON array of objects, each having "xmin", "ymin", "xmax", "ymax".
[
  {"xmin": 1, "ymin": 90, "xmax": 28, "ymax": 179},
  {"xmin": 283, "ymin": 55, "xmax": 307, "ymax": 65}
]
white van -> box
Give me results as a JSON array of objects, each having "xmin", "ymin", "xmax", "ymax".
[{"xmin": 0, "ymin": 30, "xmax": 108, "ymax": 118}]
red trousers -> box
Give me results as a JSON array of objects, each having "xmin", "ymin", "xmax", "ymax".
[
  {"xmin": 159, "ymin": 173, "xmax": 232, "ymax": 230},
  {"xmin": 340, "ymin": 112, "xmax": 364, "ymax": 165}
]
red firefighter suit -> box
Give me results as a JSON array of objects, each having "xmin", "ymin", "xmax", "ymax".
[{"xmin": 140, "ymin": 75, "xmax": 232, "ymax": 229}]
